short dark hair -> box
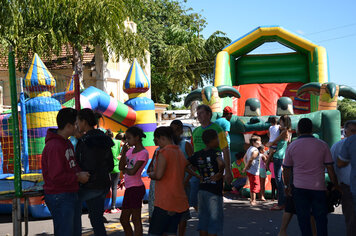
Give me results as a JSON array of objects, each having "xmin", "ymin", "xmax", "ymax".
[
  {"xmin": 57, "ymin": 108, "xmax": 77, "ymax": 130},
  {"xmin": 197, "ymin": 104, "xmax": 212, "ymax": 116},
  {"xmin": 249, "ymin": 135, "xmax": 261, "ymax": 145},
  {"xmin": 268, "ymin": 116, "xmax": 278, "ymax": 125},
  {"xmin": 344, "ymin": 120, "xmax": 356, "ymax": 129},
  {"xmin": 126, "ymin": 126, "xmax": 146, "ymax": 140},
  {"xmin": 298, "ymin": 118, "xmax": 313, "ymax": 134},
  {"xmin": 202, "ymin": 129, "xmax": 218, "ymax": 145},
  {"xmin": 77, "ymin": 108, "xmax": 98, "ymax": 127},
  {"xmin": 170, "ymin": 120, "xmax": 183, "ymax": 129},
  {"xmin": 235, "ymin": 151, "xmax": 245, "ymax": 160},
  {"xmin": 154, "ymin": 126, "xmax": 173, "ymax": 140},
  {"xmin": 115, "ymin": 132, "xmax": 125, "ymax": 140},
  {"xmin": 258, "ymin": 145, "xmax": 265, "ymax": 152}
]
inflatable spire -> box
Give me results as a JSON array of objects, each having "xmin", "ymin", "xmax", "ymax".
[
  {"xmin": 65, "ymin": 72, "xmax": 84, "ymax": 92},
  {"xmin": 123, "ymin": 59, "xmax": 156, "ymax": 148},
  {"xmin": 23, "ymin": 53, "xmax": 56, "ymax": 97},
  {"xmin": 124, "ymin": 59, "xmax": 150, "ymax": 98}
]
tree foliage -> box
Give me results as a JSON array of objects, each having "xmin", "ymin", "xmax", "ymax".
[
  {"xmin": 337, "ymin": 98, "xmax": 356, "ymax": 125},
  {"xmin": 136, "ymin": 0, "xmax": 231, "ymax": 104},
  {"xmin": 0, "ymin": 0, "xmax": 148, "ymax": 76}
]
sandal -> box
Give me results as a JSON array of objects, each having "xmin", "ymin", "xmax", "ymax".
[{"xmin": 270, "ymin": 205, "xmax": 285, "ymax": 211}]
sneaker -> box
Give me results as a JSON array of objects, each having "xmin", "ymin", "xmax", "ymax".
[{"xmin": 110, "ymin": 208, "xmax": 120, "ymax": 214}]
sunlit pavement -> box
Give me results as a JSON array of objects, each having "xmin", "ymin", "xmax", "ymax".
[{"xmin": 0, "ymin": 193, "xmax": 346, "ymax": 236}]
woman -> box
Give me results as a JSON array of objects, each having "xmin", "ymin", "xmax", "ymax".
[
  {"xmin": 268, "ymin": 115, "xmax": 292, "ymax": 211},
  {"xmin": 75, "ymin": 108, "xmax": 114, "ymax": 236}
]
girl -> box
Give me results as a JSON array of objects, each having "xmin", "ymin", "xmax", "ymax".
[
  {"xmin": 119, "ymin": 127, "xmax": 149, "ymax": 236},
  {"xmin": 268, "ymin": 115, "xmax": 292, "ymax": 211},
  {"xmin": 258, "ymin": 145, "xmax": 267, "ymax": 201},
  {"xmin": 75, "ymin": 108, "xmax": 114, "ymax": 236}
]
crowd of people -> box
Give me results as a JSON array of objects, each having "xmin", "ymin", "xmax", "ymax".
[{"xmin": 41, "ymin": 105, "xmax": 356, "ymax": 236}]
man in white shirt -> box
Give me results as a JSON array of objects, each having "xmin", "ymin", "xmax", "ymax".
[{"xmin": 332, "ymin": 120, "xmax": 356, "ymax": 236}]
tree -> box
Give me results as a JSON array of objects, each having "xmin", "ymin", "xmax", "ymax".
[
  {"xmin": 337, "ymin": 98, "xmax": 356, "ymax": 126},
  {"xmin": 136, "ymin": 0, "xmax": 231, "ymax": 104},
  {"xmin": 0, "ymin": 0, "xmax": 148, "ymax": 79}
]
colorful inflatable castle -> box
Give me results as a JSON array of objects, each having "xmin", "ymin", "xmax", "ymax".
[
  {"xmin": 0, "ymin": 54, "xmax": 156, "ymax": 217},
  {"xmin": 185, "ymin": 26, "xmax": 356, "ymax": 198}
]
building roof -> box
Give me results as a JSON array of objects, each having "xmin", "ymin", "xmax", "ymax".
[{"xmin": 0, "ymin": 45, "xmax": 95, "ymax": 71}]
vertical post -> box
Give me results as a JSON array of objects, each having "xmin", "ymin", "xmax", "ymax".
[
  {"xmin": 9, "ymin": 47, "xmax": 22, "ymax": 236},
  {"xmin": 8, "ymin": 47, "xmax": 22, "ymax": 195},
  {"xmin": 74, "ymin": 72, "xmax": 80, "ymax": 110},
  {"xmin": 20, "ymin": 78, "xmax": 29, "ymax": 173}
]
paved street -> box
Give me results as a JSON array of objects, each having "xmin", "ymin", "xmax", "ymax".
[{"xmin": 0, "ymin": 194, "xmax": 346, "ymax": 236}]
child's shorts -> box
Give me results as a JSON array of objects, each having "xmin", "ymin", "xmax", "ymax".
[
  {"xmin": 149, "ymin": 206, "xmax": 183, "ymax": 235},
  {"xmin": 122, "ymin": 185, "xmax": 146, "ymax": 209},
  {"xmin": 197, "ymin": 190, "xmax": 223, "ymax": 235},
  {"xmin": 246, "ymin": 172, "xmax": 260, "ymax": 193},
  {"xmin": 259, "ymin": 168, "xmax": 266, "ymax": 178}
]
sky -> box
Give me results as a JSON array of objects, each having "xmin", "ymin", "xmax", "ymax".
[{"xmin": 184, "ymin": 0, "xmax": 356, "ymax": 90}]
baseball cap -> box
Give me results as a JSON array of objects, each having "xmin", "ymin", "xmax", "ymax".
[{"xmin": 223, "ymin": 106, "xmax": 233, "ymax": 114}]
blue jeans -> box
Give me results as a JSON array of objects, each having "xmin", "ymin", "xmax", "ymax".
[
  {"xmin": 273, "ymin": 158, "xmax": 285, "ymax": 206},
  {"xmin": 198, "ymin": 190, "xmax": 223, "ymax": 235},
  {"xmin": 79, "ymin": 188, "xmax": 109, "ymax": 236},
  {"xmin": 353, "ymin": 194, "xmax": 356, "ymax": 215},
  {"xmin": 45, "ymin": 192, "xmax": 81, "ymax": 236},
  {"xmin": 189, "ymin": 176, "xmax": 200, "ymax": 207},
  {"xmin": 293, "ymin": 188, "xmax": 328, "ymax": 236}
]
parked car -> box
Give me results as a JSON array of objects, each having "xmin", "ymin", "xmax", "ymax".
[{"xmin": 182, "ymin": 123, "xmax": 195, "ymax": 142}]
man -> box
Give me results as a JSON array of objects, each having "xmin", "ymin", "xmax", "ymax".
[
  {"xmin": 192, "ymin": 104, "xmax": 232, "ymax": 184},
  {"xmin": 338, "ymin": 122, "xmax": 356, "ymax": 215},
  {"xmin": 283, "ymin": 118, "xmax": 339, "ymax": 236},
  {"xmin": 215, "ymin": 106, "xmax": 233, "ymax": 147},
  {"xmin": 42, "ymin": 108, "xmax": 90, "ymax": 236},
  {"xmin": 331, "ymin": 120, "xmax": 356, "ymax": 236}
]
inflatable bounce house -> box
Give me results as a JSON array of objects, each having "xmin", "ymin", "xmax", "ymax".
[
  {"xmin": 185, "ymin": 26, "xmax": 356, "ymax": 198},
  {"xmin": 0, "ymin": 54, "xmax": 156, "ymax": 217}
]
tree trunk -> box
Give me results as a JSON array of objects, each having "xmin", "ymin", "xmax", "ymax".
[
  {"xmin": 72, "ymin": 46, "xmax": 83, "ymax": 84},
  {"xmin": 190, "ymin": 81, "xmax": 199, "ymax": 118}
]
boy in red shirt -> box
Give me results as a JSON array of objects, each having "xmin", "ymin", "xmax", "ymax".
[{"xmin": 42, "ymin": 108, "xmax": 89, "ymax": 236}]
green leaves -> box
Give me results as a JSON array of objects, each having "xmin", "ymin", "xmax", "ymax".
[
  {"xmin": 136, "ymin": 0, "xmax": 231, "ymax": 104},
  {"xmin": 337, "ymin": 98, "xmax": 356, "ymax": 126}
]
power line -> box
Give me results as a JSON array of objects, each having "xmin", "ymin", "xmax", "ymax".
[{"xmin": 306, "ymin": 23, "xmax": 356, "ymax": 36}]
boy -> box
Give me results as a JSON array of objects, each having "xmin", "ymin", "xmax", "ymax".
[
  {"xmin": 243, "ymin": 135, "xmax": 261, "ymax": 206},
  {"xmin": 231, "ymin": 152, "xmax": 247, "ymax": 194},
  {"xmin": 188, "ymin": 129, "xmax": 225, "ymax": 236},
  {"xmin": 42, "ymin": 108, "xmax": 89, "ymax": 236}
]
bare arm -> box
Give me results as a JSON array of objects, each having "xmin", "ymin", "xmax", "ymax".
[
  {"xmin": 326, "ymin": 164, "xmax": 338, "ymax": 186},
  {"xmin": 211, "ymin": 156, "xmax": 226, "ymax": 182},
  {"xmin": 185, "ymin": 142, "xmax": 194, "ymax": 157},
  {"xmin": 118, "ymin": 144, "xmax": 129, "ymax": 171},
  {"xmin": 337, "ymin": 157, "xmax": 349, "ymax": 168},
  {"xmin": 124, "ymin": 160, "xmax": 145, "ymax": 176},
  {"xmin": 222, "ymin": 147, "xmax": 233, "ymax": 184},
  {"xmin": 269, "ymin": 130, "xmax": 287, "ymax": 146},
  {"xmin": 148, "ymin": 153, "xmax": 166, "ymax": 180}
]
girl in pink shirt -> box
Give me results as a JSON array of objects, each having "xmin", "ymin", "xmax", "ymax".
[{"xmin": 119, "ymin": 127, "xmax": 149, "ymax": 236}]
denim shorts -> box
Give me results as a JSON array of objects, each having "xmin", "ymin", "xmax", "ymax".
[{"xmin": 198, "ymin": 190, "xmax": 223, "ymax": 235}]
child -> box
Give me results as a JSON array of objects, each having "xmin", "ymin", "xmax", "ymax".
[
  {"xmin": 148, "ymin": 126, "xmax": 190, "ymax": 236},
  {"xmin": 266, "ymin": 116, "xmax": 280, "ymax": 167},
  {"xmin": 258, "ymin": 145, "xmax": 267, "ymax": 201},
  {"xmin": 231, "ymin": 152, "xmax": 247, "ymax": 195},
  {"xmin": 119, "ymin": 127, "xmax": 149, "ymax": 236},
  {"xmin": 105, "ymin": 129, "xmax": 121, "ymax": 214},
  {"xmin": 188, "ymin": 129, "xmax": 225, "ymax": 236},
  {"xmin": 269, "ymin": 162, "xmax": 277, "ymax": 201},
  {"xmin": 243, "ymin": 135, "xmax": 261, "ymax": 206}
]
